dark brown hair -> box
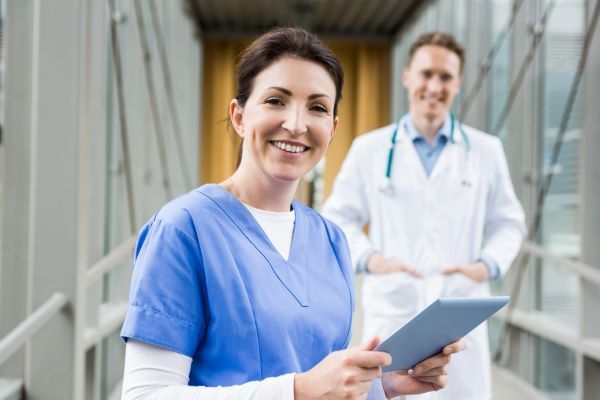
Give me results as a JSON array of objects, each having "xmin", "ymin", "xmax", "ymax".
[
  {"xmin": 408, "ymin": 31, "xmax": 465, "ymax": 72},
  {"xmin": 235, "ymin": 27, "xmax": 344, "ymax": 118}
]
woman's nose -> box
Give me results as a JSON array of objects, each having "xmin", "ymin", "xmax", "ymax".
[{"xmin": 281, "ymin": 106, "xmax": 308, "ymax": 135}]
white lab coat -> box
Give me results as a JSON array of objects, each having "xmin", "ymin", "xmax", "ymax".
[{"xmin": 323, "ymin": 122, "xmax": 526, "ymax": 400}]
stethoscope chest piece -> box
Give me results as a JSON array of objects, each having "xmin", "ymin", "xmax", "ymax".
[{"xmin": 379, "ymin": 177, "xmax": 394, "ymax": 195}]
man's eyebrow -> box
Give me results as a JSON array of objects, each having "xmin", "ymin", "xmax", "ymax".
[{"xmin": 267, "ymin": 87, "xmax": 331, "ymax": 100}]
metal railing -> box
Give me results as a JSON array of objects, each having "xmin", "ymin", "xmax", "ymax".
[
  {"xmin": 0, "ymin": 236, "xmax": 136, "ymax": 399},
  {"xmin": 0, "ymin": 292, "xmax": 68, "ymax": 366},
  {"xmin": 494, "ymin": 240, "xmax": 600, "ymax": 362},
  {"xmin": 520, "ymin": 240, "xmax": 600, "ymax": 286},
  {"xmin": 83, "ymin": 235, "xmax": 136, "ymax": 351},
  {"xmin": 86, "ymin": 235, "xmax": 136, "ymax": 286}
]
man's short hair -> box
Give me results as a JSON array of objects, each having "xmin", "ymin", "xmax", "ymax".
[{"xmin": 408, "ymin": 32, "xmax": 465, "ymax": 72}]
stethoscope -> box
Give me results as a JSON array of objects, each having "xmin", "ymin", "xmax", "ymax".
[{"xmin": 380, "ymin": 113, "xmax": 471, "ymax": 195}]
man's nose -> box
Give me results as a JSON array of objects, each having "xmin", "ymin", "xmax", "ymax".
[
  {"xmin": 281, "ymin": 106, "xmax": 308, "ymax": 135},
  {"xmin": 426, "ymin": 76, "xmax": 443, "ymax": 92}
]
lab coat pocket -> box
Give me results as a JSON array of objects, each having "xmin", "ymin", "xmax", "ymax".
[
  {"xmin": 443, "ymin": 273, "xmax": 483, "ymax": 298},
  {"xmin": 443, "ymin": 176, "xmax": 478, "ymax": 222},
  {"xmin": 363, "ymin": 273, "xmax": 419, "ymax": 319}
]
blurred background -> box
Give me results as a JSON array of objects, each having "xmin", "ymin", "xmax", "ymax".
[{"xmin": 0, "ymin": 0, "xmax": 599, "ymax": 398}]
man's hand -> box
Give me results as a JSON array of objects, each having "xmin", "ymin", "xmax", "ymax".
[
  {"xmin": 440, "ymin": 261, "xmax": 489, "ymax": 282},
  {"xmin": 366, "ymin": 253, "xmax": 421, "ymax": 277},
  {"xmin": 294, "ymin": 337, "xmax": 391, "ymax": 400},
  {"xmin": 381, "ymin": 339, "xmax": 466, "ymax": 398}
]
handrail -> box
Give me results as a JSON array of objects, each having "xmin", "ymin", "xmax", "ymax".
[
  {"xmin": 0, "ymin": 292, "xmax": 68, "ymax": 365},
  {"xmin": 520, "ymin": 240, "xmax": 600, "ymax": 286},
  {"xmin": 85, "ymin": 235, "xmax": 136, "ymax": 287},
  {"xmin": 83, "ymin": 302, "xmax": 128, "ymax": 350},
  {"xmin": 0, "ymin": 378, "xmax": 23, "ymax": 400}
]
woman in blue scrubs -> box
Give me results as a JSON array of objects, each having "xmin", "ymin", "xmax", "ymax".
[{"xmin": 120, "ymin": 27, "xmax": 465, "ymax": 399}]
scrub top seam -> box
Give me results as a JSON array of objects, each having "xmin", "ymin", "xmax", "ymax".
[
  {"xmin": 197, "ymin": 190, "xmax": 266, "ymax": 378},
  {"xmin": 153, "ymin": 215, "xmax": 198, "ymax": 243},
  {"xmin": 198, "ymin": 190, "xmax": 308, "ymax": 308},
  {"xmin": 124, "ymin": 332, "xmax": 193, "ymax": 358},
  {"xmin": 129, "ymin": 302, "xmax": 200, "ymax": 328},
  {"xmin": 146, "ymin": 217, "xmax": 208, "ymax": 315}
]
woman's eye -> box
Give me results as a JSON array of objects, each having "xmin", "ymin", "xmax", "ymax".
[
  {"xmin": 310, "ymin": 104, "xmax": 328, "ymax": 113},
  {"xmin": 265, "ymin": 98, "xmax": 284, "ymax": 106}
]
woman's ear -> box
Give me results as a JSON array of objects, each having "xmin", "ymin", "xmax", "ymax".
[
  {"xmin": 329, "ymin": 116, "xmax": 339, "ymax": 144},
  {"xmin": 229, "ymin": 99, "xmax": 244, "ymax": 137}
]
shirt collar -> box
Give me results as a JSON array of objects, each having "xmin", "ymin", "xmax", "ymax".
[{"xmin": 404, "ymin": 113, "xmax": 451, "ymax": 143}]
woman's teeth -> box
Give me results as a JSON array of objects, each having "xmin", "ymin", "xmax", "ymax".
[{"xmin": 272, "ymin": 141, "xmax": 306, "ymax": 153}]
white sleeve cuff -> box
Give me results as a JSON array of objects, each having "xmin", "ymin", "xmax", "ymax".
[{"xmin": 122, "ymin": 340, "xmax": 295, "ymax": 400}]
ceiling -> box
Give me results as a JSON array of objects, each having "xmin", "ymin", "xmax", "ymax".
[{"xmin": 185, "ymin": 0, "xmax": 424, "ymax": 41}]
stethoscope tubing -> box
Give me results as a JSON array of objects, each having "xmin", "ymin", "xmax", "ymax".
[
  {"xmin": 380, "ymin": 113, "xmax": 470, "ymax": 194},
  {"xmin": 384, "ymin": 113, "xmax": 469, "ymax": 181}
]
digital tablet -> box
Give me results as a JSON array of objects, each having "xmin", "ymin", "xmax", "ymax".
[{"xmin": 375, "ymin": 296, "xmax": 509, "ymax": 372}]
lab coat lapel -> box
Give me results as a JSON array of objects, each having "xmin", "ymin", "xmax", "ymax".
[
  {"xmin": 429, "ymin": 141, "xmax": 456, "ymax": 182},
  {"xmin": 398, "ymin": 127, "xmax": 428, "ymax": 183},
  {"xmin": 203, "ymin": 184, "xmax": 309, "ymax": 307}
]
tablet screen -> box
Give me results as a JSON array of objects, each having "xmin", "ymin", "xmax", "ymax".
[{"xmin": 375, "ymin": 296, "xmax": 509, "ymax": 371}]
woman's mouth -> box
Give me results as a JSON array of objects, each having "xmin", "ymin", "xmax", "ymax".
[{"xmin": 270, "ymin": 141, "xmax": 308, "ymax": 154}]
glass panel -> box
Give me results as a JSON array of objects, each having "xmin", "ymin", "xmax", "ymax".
[
  {"xmin": 536, "ymin": 260, "xmax": 579, "ymax": 325},
  {"xmin": 540, "ymin": 0, "xmax": 584, "ymax": 259},
  {"xmin": 450, "ymin": 0, "xmax": 469, "ymax": 114},
  {"xmin": 535, "ymin": 338, "xmax": 576, "ymax": 400},
  {"xmin": 452, "ymin": 0, "xmax": 469, "ymax": 44},
  {"xmin": 487, "ymin": 0, "xmax": 512, "ymax": 138},
  {"xmin": 423, "ymin": 2, "xmax": 438, "ymax": 31},
  {"xmin": 537, "ymin": 0, "xmax": 584, "ymax": 327},
  {"xmin": 488, "ymin": 316, "xmax": 503, "ymax": 358}
]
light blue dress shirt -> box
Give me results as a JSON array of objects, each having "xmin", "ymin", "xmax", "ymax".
[
  {"xmin": 358, "ymin": 115, "xmax": 500, "ymax": 279},
  {"xmin": 405, "ymin": 115, "xmax": 450, "ymax": 177}
]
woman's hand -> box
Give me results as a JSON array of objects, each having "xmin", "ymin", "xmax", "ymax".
[
  {"xmin": 294, "ymin": 337, "xmax": 391, "ymax": 400},
  {"xmin": 381, "ymin": 339, "xmax": 466, "ymax": 398}
]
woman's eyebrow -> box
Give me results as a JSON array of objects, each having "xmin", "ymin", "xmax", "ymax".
[
  {"xmin": 267, "ymin": 87, "xmax": 331, "ymax": 100},
  {"xmin": 268, "ymin": 86, "xmax": 292, "ymax": 96},
  {"xmin": 308, "ymin": 93, "xmax": 330, "ymax": 100}
]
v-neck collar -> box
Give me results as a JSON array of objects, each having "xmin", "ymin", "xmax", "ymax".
[{"xmin": 199, "ymin": 184, "xmax": 310, "ymax": 307}]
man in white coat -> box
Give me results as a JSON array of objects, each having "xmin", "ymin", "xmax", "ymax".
[{"xmin": 322, "ymin": 32, "xmax": 526, "ymax": 400}]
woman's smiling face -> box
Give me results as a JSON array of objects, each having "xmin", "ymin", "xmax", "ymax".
[{"xmin": 230, "ymin": 56, "xmax": 338, "ymax": 184}]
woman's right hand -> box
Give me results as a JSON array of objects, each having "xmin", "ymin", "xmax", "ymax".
[{"xmin": 294, "ymin": 337, "xmax": 391, "ymax": 400}]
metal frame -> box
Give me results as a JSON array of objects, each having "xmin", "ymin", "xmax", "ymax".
[
  {"xmin": 0, "ymin": 293, "xmax": 68, "ymax": 366},
  {"xmin": 581, "ymin": 1, "xmax": 600, "ymax": 397},
  {"xmin": 0, "ymin": 1, "xmax": 201, "ymax": 398}
]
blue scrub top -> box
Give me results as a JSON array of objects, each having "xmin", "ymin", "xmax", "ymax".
[{"xmin": 121, "ymin": 184, "xmax": 355, "ymax": 386}]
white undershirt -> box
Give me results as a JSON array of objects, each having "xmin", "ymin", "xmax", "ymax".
[
  {"xmin": 121, "ymin": 205, "xmax": 386, "ymax": 399},
  {"xmin": 243, "ymin": 202, "xmax": 295, "ymax": 260}
]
